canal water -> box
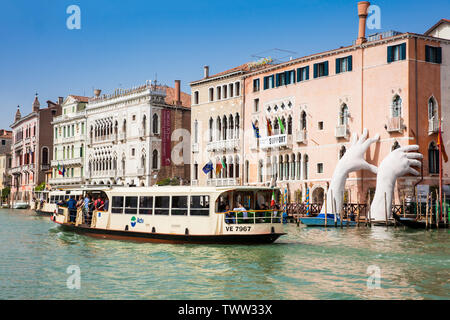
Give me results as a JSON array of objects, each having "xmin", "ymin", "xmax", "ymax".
[{"xmin": 0, "ymin": 209, "xmax": 448, "ymax": 300}]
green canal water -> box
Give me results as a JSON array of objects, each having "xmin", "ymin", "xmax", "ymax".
[{"xmin": 0, "ymin": 209, "xmax": 448, "ymax": 300}]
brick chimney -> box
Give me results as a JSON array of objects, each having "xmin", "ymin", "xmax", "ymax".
[
  {"xmin": 356, "ymin": 1, "xmax": 370, "ymax": 45},
  {"xmin": 175, "ymin": 80, "xmax": 181, "ymax": 106},
  {"xmin": 204, "ymin": 66, "xmax": 209, "ymax": 78},
  {"xmin": 58, "ymin": 97, "xmax": 64, "ymax": 105}
]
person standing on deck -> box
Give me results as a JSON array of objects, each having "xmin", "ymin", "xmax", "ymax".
[
  {"xmin": 234, "ymin": 202, "xmax": 248, "ymax": 222},
  {"xmin": 67, "ymin": 196, "xmax": 77, "ymax": 223}
]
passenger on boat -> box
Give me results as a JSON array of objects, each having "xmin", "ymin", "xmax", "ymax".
[
  {"xmin": 67, "ymin": 196, "xmax": 77, "ymax": 223},
  {"xmin": 76, "ymin": 196, "xmax": 84, "ymax": 208},
  {"xmin": 224, "ymin": 205, "xmax": 235, "ymax": 224},
  {"xmin": 104, "ymin": 198, "xmax": 109, "ymax": 211},
  {"xmin": 234, "ymin": 202, "xmax": 248, "ymax": 222},
  {"xmin": 95, "ymin": 196, "xmax": 104, "ymax": 211}
]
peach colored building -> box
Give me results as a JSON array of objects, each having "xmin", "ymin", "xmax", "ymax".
[{"xmin": 191, "ymin": 2, "xmax": 449, "ymax": 205}]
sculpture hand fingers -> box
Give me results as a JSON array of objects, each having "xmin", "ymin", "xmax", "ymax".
[
  {"xmin": 405, "ymin": 152, "xmax": 423, "ymax": 160},
  {"xmin": 363, "ymin": 162, "xmax": 378, "ymax": 174},
  {"xmin": 408, "ymin": 167, "xmax": 420, "ymax": 176},
  {"xmin": 362, "ymin": 134, "xmax": 380, "ymax": 150},
  {"xmin": 357, "ymin": 128, "xmax": 368, "ymax": 145},
  {"xmin": 408, "ymin": 159, "xmax": 422, "ymax": 168},
  {"xmin": 398, "ymin": 145, "xmax": 419, "ymax": 153},
  {"xmin": 351, "ymin": 132, "xmax": 358, "ymax": 146}
]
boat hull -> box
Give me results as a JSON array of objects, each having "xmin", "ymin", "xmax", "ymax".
[
  {"xmin": 392, "ymin": 212, "xmax": 448, "ymax": 229},
  {"xmin": 52, "ymin": 220, "xmax": 285, "ymax": 244},
  {"xmin": 299, "ymin": 217, "xmax": 357, "ymax": 227}
]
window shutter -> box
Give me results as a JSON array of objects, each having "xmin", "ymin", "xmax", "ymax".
[
  {"xmin": 348, "ymin": 56, "xmax": 353, "ymax": 71},
  {"xmin": 437, "ymin": 47, "xmax": 442, "ymax": 64},
  {"xmin": 324, "ymin": 61, "xmax": 329, "ymax": 76},
  {"xmin": 313, "ymin": 64, "xmax": 318, "ymax": 78},
  {"xmin": 263, "ymin": 77, "xmax": 268, "ymax": 90},
  {"xmin": 336, "ymin": 58, "xmax": 341, "ymax": 74},
  {"xmin": 285, "ymin": 71, "xmax": 290, "ymax": 85},
  {"xmin": 297, "ymin": 68, "xmax": 301, "ymax": 82},
  {"xmin": 400, "ymin": 43, "xmax": 406, "ymax": 60},
  {"xmin": 387, "ymin": 46, "xmax": 393, "ymax": 63},
  {"xmin": 276, "ymin": 74, "xmax": 280, "ymax": 87},
  {"xmin": 306, "ymin": 66, "xmax": 310, "ymax": 80},
  {"xmin": 425, "ymin": 45, "xmax": 430, "ymax": 62}
]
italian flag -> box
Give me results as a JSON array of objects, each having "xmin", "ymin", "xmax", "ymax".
[{"xmin": 271, "ymin": 190, "xmax": 276, "ymax": 207}]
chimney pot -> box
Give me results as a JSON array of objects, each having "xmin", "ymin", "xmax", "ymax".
[
  {"xmin": 356, "ymin": 1, "xmax": 371, "ymax": 45},
  {"xmin": 94, "ymin": 89, "xmax": 102, "ymax": 97},
  {"xmin": 58, "ymin": 97, "xmax": 64, "ymax": 105},
  {"xmin": 204, "ymin": 66, "xmax": 209, "ymax": 78}
]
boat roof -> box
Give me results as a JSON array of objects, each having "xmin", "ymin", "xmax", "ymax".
[{"xmin": 105, "ymin": 185, "xmax": 279, "ymax": 194}]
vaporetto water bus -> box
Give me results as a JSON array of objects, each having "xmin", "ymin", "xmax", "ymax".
[
  {"xmin": 51, "ymin": 186, "xmax": 286, "ymax": 244},
  {"xmin": 32, "ymin": 190, "xmax": 82, "ymax": 215}
]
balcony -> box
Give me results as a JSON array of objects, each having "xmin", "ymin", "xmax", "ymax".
[
  {"xmin": 260, "ymin": 134, "xmax": 288, "ymax": 150},
  {"xmin": 40, "ymin": 164, "xmax": 50, "ymax": 171},
  {"xmin": 428, "ymin": 118, "xmax": 439, "ymax": 135},
  {"xmin": 191, "ymin": 180, "xmax": 198, "ymax": 186},
  {"xmin": 137, "ymin": 168, "xmax": 145, "ymax": 176},
  {"xmin": 51, "ymin": 158, "xmax": 83, "ymax": 167},
  {"xmin": 335, "ymin": 125, "xmax": 348, "ymax": 139},
  {"xmin": 206, "ymin": 178, "xmax": 240, "ymax": 187},
  {"xmin": 192, "ymin": 143, "xmax": 199, "ymax": 153},
  {"xmin": 386, "ymin": 117, "xmax": 403, "ymax": 133},
  {"xmin": 90, "ymin": 170, "xmax": 117, "ymax": 178},
  {"xmin": 49, "ymin": 177, "xmax": 84, "ymax": 185},
  {"xmin": 206, "ymin": 140, "xmax": 225, "ymax": 152},
  {"xmin": 9, "ymin": 166, "xmax": 22, "ymax": 175},
  {"xmin": 296, "ymin": 129, "xmax": 307, "ymax": 144}
]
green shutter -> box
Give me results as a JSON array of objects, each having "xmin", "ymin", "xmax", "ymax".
[
  {"xmin": 276, "ymin": 74, "xmax": 280, "ymax": 87},
  {"xmin": 306, "ymin": 66, "xmax": 310, "ymax": 80},
  {"xmin": 387, "ymin": 46, "xmax": 393, "ymax": 63},
  {"xmin": 437, "ymin": 47, "xmax": 442, "ymax": 64},
  {"xmin": 313, "ymin": 64, "xmax": 318, "ymax": 78},
  {"xmin": 400, "ymin": 43, "xmax": 406, "ymax": 60},
  {"xmin": 285, "ymin": 71, "xmax": 290, "ymax": 85},
  {"xmin": 348, "ymin": 56, "xmax": 353, "ymax": 71},
  {"xmin": 264, "ymin": 77, "xmax": 268, "ymax": 90},
  {"xmin": 336, "ymin": 58, "xmax": 341, "ymax": 74},
  {"xmin": 324, "ymin": 61, "xmax": 329, "ymax": 76},
  {"xmin": 297, "ymin": 68, "xmax": 301, "ymax": 82}
]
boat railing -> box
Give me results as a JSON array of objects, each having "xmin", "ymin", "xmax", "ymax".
[{"xmin": 218, "ymin": 210, "xmax": 282, "ymax": 224}]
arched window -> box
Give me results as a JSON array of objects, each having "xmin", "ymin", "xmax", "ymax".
[
  {"xmin": 428, "ymin": 97, "xmax": 438, "ymax": 120},
  {"xmin": 428, "ymin": 142, "xmax": 439, "ymax": 174},
  {"xmin": 235, "ymin": 114, "xmax": 240, "ymax": 139},
  {"xmin": 281, "ymin": 117, "xmax": 287, "ymax": 134},
  {"xmin": 340, "ymin": 104, "xmax": 349, "ymax": 125},
  {"xmin": 229, "ymin": 115, "xmax": 234, "ymax": 139},
  {"xmin": 304, "ymin": 154, "xmax": 309, "ymax": 180},
  {"xmin": 194, "ymin": 120, "xmax": 199, "ymax": 144},
  {"xmin": 339, "ymin": 146, "xmax": 346, "ymax": 159},
  {"xmin": 245, "ymin": 160, "xmax": 249, "ymax": 184},
  {"xmin": 152, "ymin": 150, "xmax": 158, "ymax": 169},
  {"xmin": 216, "ymin": 117, "xmax": 221, "ymax": 141},
  {"xmin": 287, "ymin": 115, "xmax": 293, "ymax": 135},
  {"xmin": 235, "ymin": 155, "xmax": 240, "ymax": 178},
  {"xmin": 194, "ymin": 162, "xmax": 198, "ymax": 180},
  {"xmin": 296, "ymin": 153, "xmax": 301, "ymax": 180},
  {"xmin": 152, "ymin": 114, "xmax": 159, "ymax": 135},
  {"xmin": 301, "ymin": 111, "xmax": 307, "ymax": 131},
  {"xmin": 41, "ymin": 147, "xmax": 48, "ymax": 165},
  {"xmin": 279, "ymin": 155, "xmax": 283, "ymax": 180},
  {"xmin": 274, "ymin": 118, "xmax": 280, "ymax": 135},
  {"xmin": 258, "ymin": 160, "xmax": 264, "ymax": 183},
  {"xmin": 142, "ymin": 115, "xmax": 147, "ymax": 135},
  {"xmin": 222, "ymin": 116, "xmax": 227, "ymax": 140},
  {"xmin": 209, "ymin": 118, "xmax": 213, "ymax": 142},
  {"xmin": 392, "ymin": 141, "xmax": 400, "ymax": 151},
  {"xmin": 80, "ymin": 144, "xmax": 84, "ymax": 157},
  {"xmin": 392, "ymin": 95, "xmax": 402, "ymax": 118}
]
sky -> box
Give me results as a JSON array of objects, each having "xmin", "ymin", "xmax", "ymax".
[{"xmin": 0, "ymin": 0, "xmax": 448, "ymax": 130}]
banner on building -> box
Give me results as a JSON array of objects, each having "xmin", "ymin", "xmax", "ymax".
[{"xmin": 161, "ymin": 109, "xmax": 171, "ymax": 167}]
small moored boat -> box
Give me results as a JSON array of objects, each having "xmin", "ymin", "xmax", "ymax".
[
  {"xmin": 52, "ymin": 186, "xmax": 286, "ymax": 244},
  {"xmin": 392, "ymin": 211, "xmax": 448, "ymax": 229},
  {"xmin": 300, "ymin": 213, "xmax": 357, "ymax": 227}
]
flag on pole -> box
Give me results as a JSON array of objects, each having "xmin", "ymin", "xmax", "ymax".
[
  {"xmin": 252, "ymin": 122, "xmax": 260, "ymax": 138},
  {"xmin": 58, "ymin": 162, "xmax": 62, "ymax": 175},
  {"xmin": 271, "ymin": 190, "xmax": 276, "ymax": 207},
  {"xmin": 62, "ymin": 165, "xmax": 66, "ymax": 177},
  {"xmin": 306, "ymin": 188, "xmax": 310, "ymax": 216},
  {"xmin": 277, "ymin": 117, "xmax": 285, "ymax": 134},
  {"xmin": 266, "ymin": 118, "xmax": 273, "ymax": 136},
  {"xmin": 437, "ymin": 124, "xmax": 448, "ymax": 163},
  {"xmin": 202, "ymin": 161, "xmax": 213, "ymax": 175},
  {"xmin": 215, "ymin": 162, "xmax": 222, "ymax": 176}
]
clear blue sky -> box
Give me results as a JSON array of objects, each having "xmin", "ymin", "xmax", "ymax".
[{"xmin": 0, "ymin": 0, "xmax": 448, "ymax": 130}]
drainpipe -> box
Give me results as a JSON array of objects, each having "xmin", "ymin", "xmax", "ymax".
[{"xmin": 241, "ymin": 75, "xmax": 245, "ymax": 186}]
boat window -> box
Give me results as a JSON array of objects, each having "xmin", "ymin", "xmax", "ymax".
[
  {"xmin": 124, "ymin": 197, "xmax": 138, "ymax": 214},
  {"xmin": 171, "ymin": 196, "xmax": 188, "ymax": 216},
  {"xmin": 155, "ymin": 196, "xmax": 170, "ymax": 215},
  {"xmin": 190, "ymin": 196, "xmax": 210, "ymax": 216},
  {"xmin": 112, "ymin": 196, "xmax": 124, "ymax": 214},
  {"xmin": 139, "ymin": 196, "xmax": 153, "ymax": 215},
  {"xmin": 50, "ymin": 196, "xmax": 55, "ymax": 203}
]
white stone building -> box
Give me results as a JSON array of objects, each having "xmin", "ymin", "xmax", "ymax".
[
  {"xmin": 85, "ymin": 81, "xmax": 191, "ymax": 187},
  {"xmin": 50, "ymin": 95, "xmax": 89, "ymax": 188}
]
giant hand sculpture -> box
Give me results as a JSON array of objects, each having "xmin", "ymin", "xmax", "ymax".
[
  {"xmin": 321, "ymin": 129, "xmax": 379, "ymax": 214},
  {"xmin": 369, "ymin": 145, "xmax": 422, "ymax": 221}
]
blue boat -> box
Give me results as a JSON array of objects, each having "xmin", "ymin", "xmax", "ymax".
[{"xmin": 299, "ymin": 213, "xmax": 357, "ymax": 227}]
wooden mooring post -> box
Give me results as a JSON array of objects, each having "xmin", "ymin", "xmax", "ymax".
[
  {"xmin": 357, "ymin": 204, "xmax": 360, "ymax": 227},
  {"xmin": 425, "ymin": 193, "xmax": 429, "ymax": 230},
  {"xmin": 384, "ymin": 193, "xmax": 388, "ymax": 227}
]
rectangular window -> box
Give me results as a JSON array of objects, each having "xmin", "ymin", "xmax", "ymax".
[
  {"xmin": 336, "ymin": 56, "xmax": 353, "ymax": 74},
  {"xmin": 81, "ymin": 123, "xmax": 85, "ymax": 134},
  {"xmin": 112, "ymin": 196, "xmax": 124, "ymax": 214},
  {"xmin": 229, "ymin": 83, "xmax": 234, "ymax": 98},
  {"xmin": 194, "ymin": 91, "xmax": 199, "ymax": 104},
  {"xmin": 317, "ymin": 163, "xmax": 323, "ymax": 174},
  {"xmin": 297, "ymin": 66, "xmax": 310, "ymax": 82},
  {"xmin": 124, "ymin": 197, "xmax": 138, "ymax": 214},
  {"xmin": 235, "ymin": 82, "xmax": 240, "ymax": 96},
  {"xmin": 387, "ymin": 43, "xmax": 406, "ymax": 63},
  {"xmin": 155, "ymin": 196, "xmax": 170, "ymax": 215},
  {"xmin": 318, "ymin": 121, "xmax": 324, "ymax": 130},
  {"xmin": 263, "ymin": 75, "xmax": 275, "ymax": 90},
  {"xmin": 190, "ymin": 196, "xmax": 210, "ymax": 216},
  {"xmin": 425, "ymin": 45, "xmax": 442, "ymax": 64},
  {"xmin": 209, "ymin": 88, "xmax": 214, "ymax": 102},
  {"xmin": 216, "ymin": 86, "xmax": 221, "ymax": 100},
  {"xmin": 171, "ymin": 196, "xmax": 188, "ymax": 216},
  {"xmin": 285, "ymin": 70, "xmax": 295, "ymax": 85},
  {"xmin": 254, "ymin": 98, "xmax": 259, "ymax": 112},
  {"xmin": 139, "ymin": 196, "xmax": 153, "ymax": 215},
  {"xmin": 313, "ymin": 61, "xmax": 329, "ymax": 78},
  {"xmin": 253, "ymin": 79, "xmax": 260, "ymax": 92},
  {"xmin": 276, "ymin": 72, "xmax": 286, "ymax": 87}
]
